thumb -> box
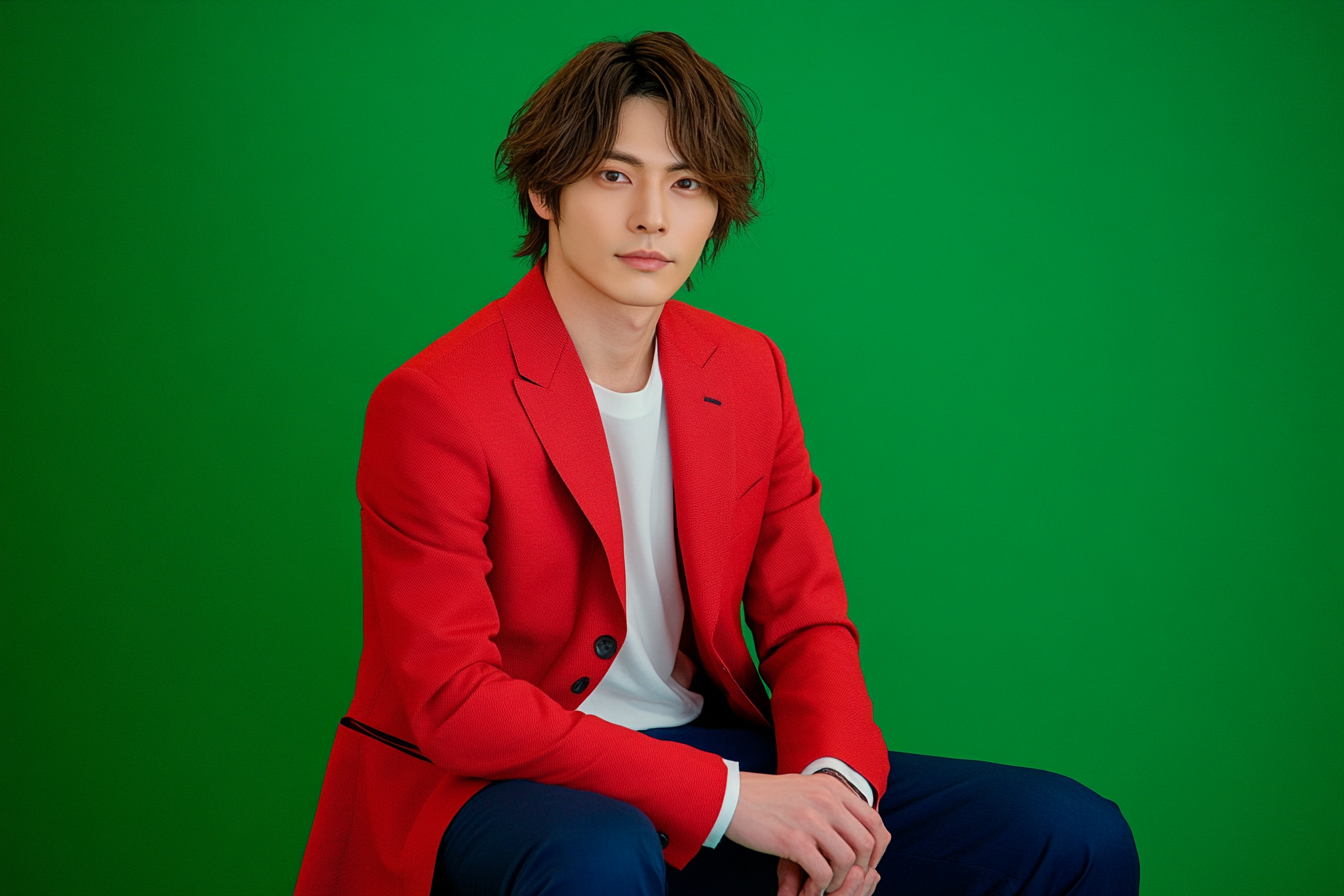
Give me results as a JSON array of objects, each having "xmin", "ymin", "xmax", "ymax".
[{"xmin": 777, "ymin": 857, "xmax": 804, "ymax": 896}]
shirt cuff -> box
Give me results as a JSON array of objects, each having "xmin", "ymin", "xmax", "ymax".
[
  {"xmin": 702, "ymin": 758, "xmax": 740, "ymax": 848},
  {"xmin": 801, "ymin": 756, "xmax": 876, "ymax": 807}
]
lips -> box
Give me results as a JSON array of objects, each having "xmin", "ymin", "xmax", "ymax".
[{"xmin": 618, "ymin": 251, "xmax": 670, "ymax": 272}]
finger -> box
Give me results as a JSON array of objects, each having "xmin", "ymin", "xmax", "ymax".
[
  {"xmin": 824, "ymin": 796, "xmax": 877, "ymax": 872},
  {"xmin": 811, "ymin": 823, "xmax": 858, "ymax": 893},
  {"xmin": 829, "ymin": 785, "xmax": 887, "ymax": 872},
  {"xmin": 830, "ymin": 862, "xmax": 867, "ymax": 895},
  {"xmin": 817, "ymin": 775, "xmax": 881, "ymax": 871},
  {"xmin": 777, "ymin": 858, "xmax": 803, "ymax": 896},
  {"xmin": 796, "ymin": 845, "xmax": 832, "ymax": 896},
  {"xmin": 863, "ymin": 811, "xmax": 891, "ymax": 872}
]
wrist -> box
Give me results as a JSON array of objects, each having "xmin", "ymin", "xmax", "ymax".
[{"xmin": 813, "ymin": 767, "xmax": 866, "ymax": 801}]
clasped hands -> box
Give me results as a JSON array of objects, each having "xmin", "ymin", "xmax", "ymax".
[{"xmin": 726, "ymin": 770, "xmax": 890, "ymax": 896}]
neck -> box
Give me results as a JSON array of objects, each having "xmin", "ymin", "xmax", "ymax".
[{"xmin": 542, "ymin": 255, "xmax": 664, "ymax": 393}]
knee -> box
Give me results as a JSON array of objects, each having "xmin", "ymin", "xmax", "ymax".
[
  {"xmin": 526, "ymin": 796, "xmax": 665, "ymax": 894},
  {"xmin": 1007, "ymin": 768, "xmax": 1140, "ymax": 893}
]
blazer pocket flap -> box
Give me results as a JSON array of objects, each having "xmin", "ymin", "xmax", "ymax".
[
  {"xmin": 738, "ymin": 475, "xmax": 765, "ymax": 500},
  {"xmin": 340, "ymin": 716, "xmax": 431, "ymax": 763},
  {"xmin": 733, "ymin": 475, "xmax": 768, "ymax": 539}
]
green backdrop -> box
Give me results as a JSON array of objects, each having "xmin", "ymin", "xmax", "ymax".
[{"xmin": 2, "ymin": 2, "xmax": 1341, "ymax": 893}]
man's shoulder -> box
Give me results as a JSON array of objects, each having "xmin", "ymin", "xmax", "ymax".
[
  {"xmin": 394, "ymin": 300, "xmax": 511, "ymax": 388},
  {"xmin": 662, "ymin": 299, "xmax": 779, "ymax": 363}
]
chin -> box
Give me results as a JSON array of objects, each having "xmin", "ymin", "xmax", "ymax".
[
  {"xmin": 604, "ymin": 271, "xmax": 681, "ymax": 307},
  {"xmin": 608, "ymin": 288, "xmax": 673, "ymax": 309}
]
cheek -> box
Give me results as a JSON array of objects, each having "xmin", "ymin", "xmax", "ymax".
[
  {"xmin": 695, "ymin": 201, "xmax": 719, "ymax": 239},
  {"xmin": 559, "ymin": 208, "xmax": 609, "ymax": 264},
  {"xmin": 576, "ymin": 204, "xmax": 622, "ymax": 249}
]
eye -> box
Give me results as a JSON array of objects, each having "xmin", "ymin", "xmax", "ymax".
[
  {"xmin": 600, "ymin": 170, "xmax": 631, "ymax": 184},
  {"xmin": 675, "ymin": 177, "xmax": 703, "ymax": 191}
]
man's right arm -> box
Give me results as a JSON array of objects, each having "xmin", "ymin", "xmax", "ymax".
[{"xmin": 357, "ymin": 365, "xmax": 726, "ymax": 868}]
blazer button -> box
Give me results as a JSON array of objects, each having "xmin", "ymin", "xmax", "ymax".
[
  {"xmin": 657, "ymin": 832, "xmax": 669, "ymax": 849},
  {"xmin": 594, "ymin": 635, "xmax": 618, "ymax": 659},
  {"xmin": 570, "ymin": 676, "xmax": 590, "ymax": 694}
]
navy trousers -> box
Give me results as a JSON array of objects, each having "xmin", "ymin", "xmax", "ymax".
[{"xmin": 430, "ymin": 722, "xmax": 1139, "ymax": 896}]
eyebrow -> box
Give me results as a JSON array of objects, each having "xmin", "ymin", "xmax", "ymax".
[{"xmin": 603, "ymin": 150, "xmax": 692, "ymax": 173}]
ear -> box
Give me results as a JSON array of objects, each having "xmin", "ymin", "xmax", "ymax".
[{"xmin": 527, "ymin": 189, "xmax": 554, "ymax": 222}]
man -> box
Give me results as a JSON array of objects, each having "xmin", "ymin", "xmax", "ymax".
[{"xmin": 296, "ymin": 31, "xmax": 1139, "ymax": 896}]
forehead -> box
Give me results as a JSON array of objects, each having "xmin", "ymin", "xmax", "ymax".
[{"xmin": 609, "ymin": 96, "xmax": 682, "ymax": 166}]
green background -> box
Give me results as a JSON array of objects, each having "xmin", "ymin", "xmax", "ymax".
[{"xmin": 2, "ymin": 1, "xmax": 1341, "ymax": 893}]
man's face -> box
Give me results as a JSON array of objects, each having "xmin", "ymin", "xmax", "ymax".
[{"xmin": 530, "ymin": 96, "xmax": 719, "ymax": 310}]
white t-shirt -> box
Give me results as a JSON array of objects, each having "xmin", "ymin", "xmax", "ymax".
[
  {"xmin": 579, "ymin": 341, "xmax": 874, "ymax": 848},
  {"xmin": 577, "ymin": 343, "xmax": 704, "ymax": 729}
]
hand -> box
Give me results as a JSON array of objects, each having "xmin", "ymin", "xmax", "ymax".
[
  {"xmin": 777, "ymin": 857, "xmax": 880, "ymax": 896},
  {"xmin": 726, "ymin": 771, "xmax": 890, "ymax": 896}
]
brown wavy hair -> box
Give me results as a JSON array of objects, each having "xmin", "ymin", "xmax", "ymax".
[{"xmin": 495, "ymin": 31, "xmax": 763, "ymax": 289}]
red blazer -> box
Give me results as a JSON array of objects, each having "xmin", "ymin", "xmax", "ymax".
[{"xmin": 296, "ymin": 264, "xmax": 888, "ymax": 895}]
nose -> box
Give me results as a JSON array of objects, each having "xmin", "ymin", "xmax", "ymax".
[{"xmin": 630, "ymin": 183, "xmax": 667, "ymax": 234}]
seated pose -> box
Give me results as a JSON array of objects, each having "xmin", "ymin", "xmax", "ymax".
[{"xmin": 296, "ymin": 31, "xmax": 1139, "ymax": 896}]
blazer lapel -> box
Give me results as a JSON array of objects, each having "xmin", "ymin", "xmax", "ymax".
[
  {"xmin": 498, "ymin": 267, "xmax": 734, "ymax": 631},
  {"xmin": 658, "ymin": 301, "xmax": 733, "ymax": 644},
  {"xmin": 500, "ymin": 265, "xmax": 627, "ymax": 609}
]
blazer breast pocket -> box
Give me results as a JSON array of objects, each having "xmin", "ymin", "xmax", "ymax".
[{"xmin": 731, "ymin": 474, "xmax": 768, "ymax": 541}]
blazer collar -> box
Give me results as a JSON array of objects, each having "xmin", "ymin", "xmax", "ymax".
[
  {"xmin": 498, "ymin": 263, "xmax": 570, "ymax": 388},
  {"xmin": 499, "ymin": 263, "xmax": 734, "ymax": 636}
]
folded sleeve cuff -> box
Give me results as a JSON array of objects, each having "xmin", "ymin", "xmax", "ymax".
[{"xmin": 702, "ymin": 758, "xmax": 740, "ymax": 848}]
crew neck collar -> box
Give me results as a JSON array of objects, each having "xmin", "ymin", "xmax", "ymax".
[{"xmin": 590, "ymin": 341, "xmax": 662, "ymax": 420}]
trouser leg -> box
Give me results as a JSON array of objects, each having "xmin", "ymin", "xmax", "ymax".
[
  {"xmin": 645, "ymin": 723, "xmax": 783, "ymax": 896},
  {"xmin": 873, "ymin": 751, "xmax": 1140, "ymax": 896},
  {"xmin": 431, "ymin": 722, "xmax": 1139, "ymax": 896},
  {"xmin": 430, "ymin": 778, "xmax": 665, "ymax": 896},
  {"xmin": 648, "ymin": 725, "xmax": 1139, "ymax": 896}
]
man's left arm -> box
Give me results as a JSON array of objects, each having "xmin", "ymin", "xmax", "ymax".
[{"xmin": 742, "ymin": 333, "xmax": 890, "ymax": 804}]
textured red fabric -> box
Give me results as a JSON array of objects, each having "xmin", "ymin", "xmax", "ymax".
[{"xmin": 295, "ymin": 264, "xmax": 889, "ymax": 895}]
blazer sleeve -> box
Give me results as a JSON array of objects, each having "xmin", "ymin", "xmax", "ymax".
[
  {"xmin": 356, "ymin": 365, "xmax": 728, "ymax": 868},
  {"xmin": 741, "ymin": 335, "xmax": 890, "ymax": 803}
]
